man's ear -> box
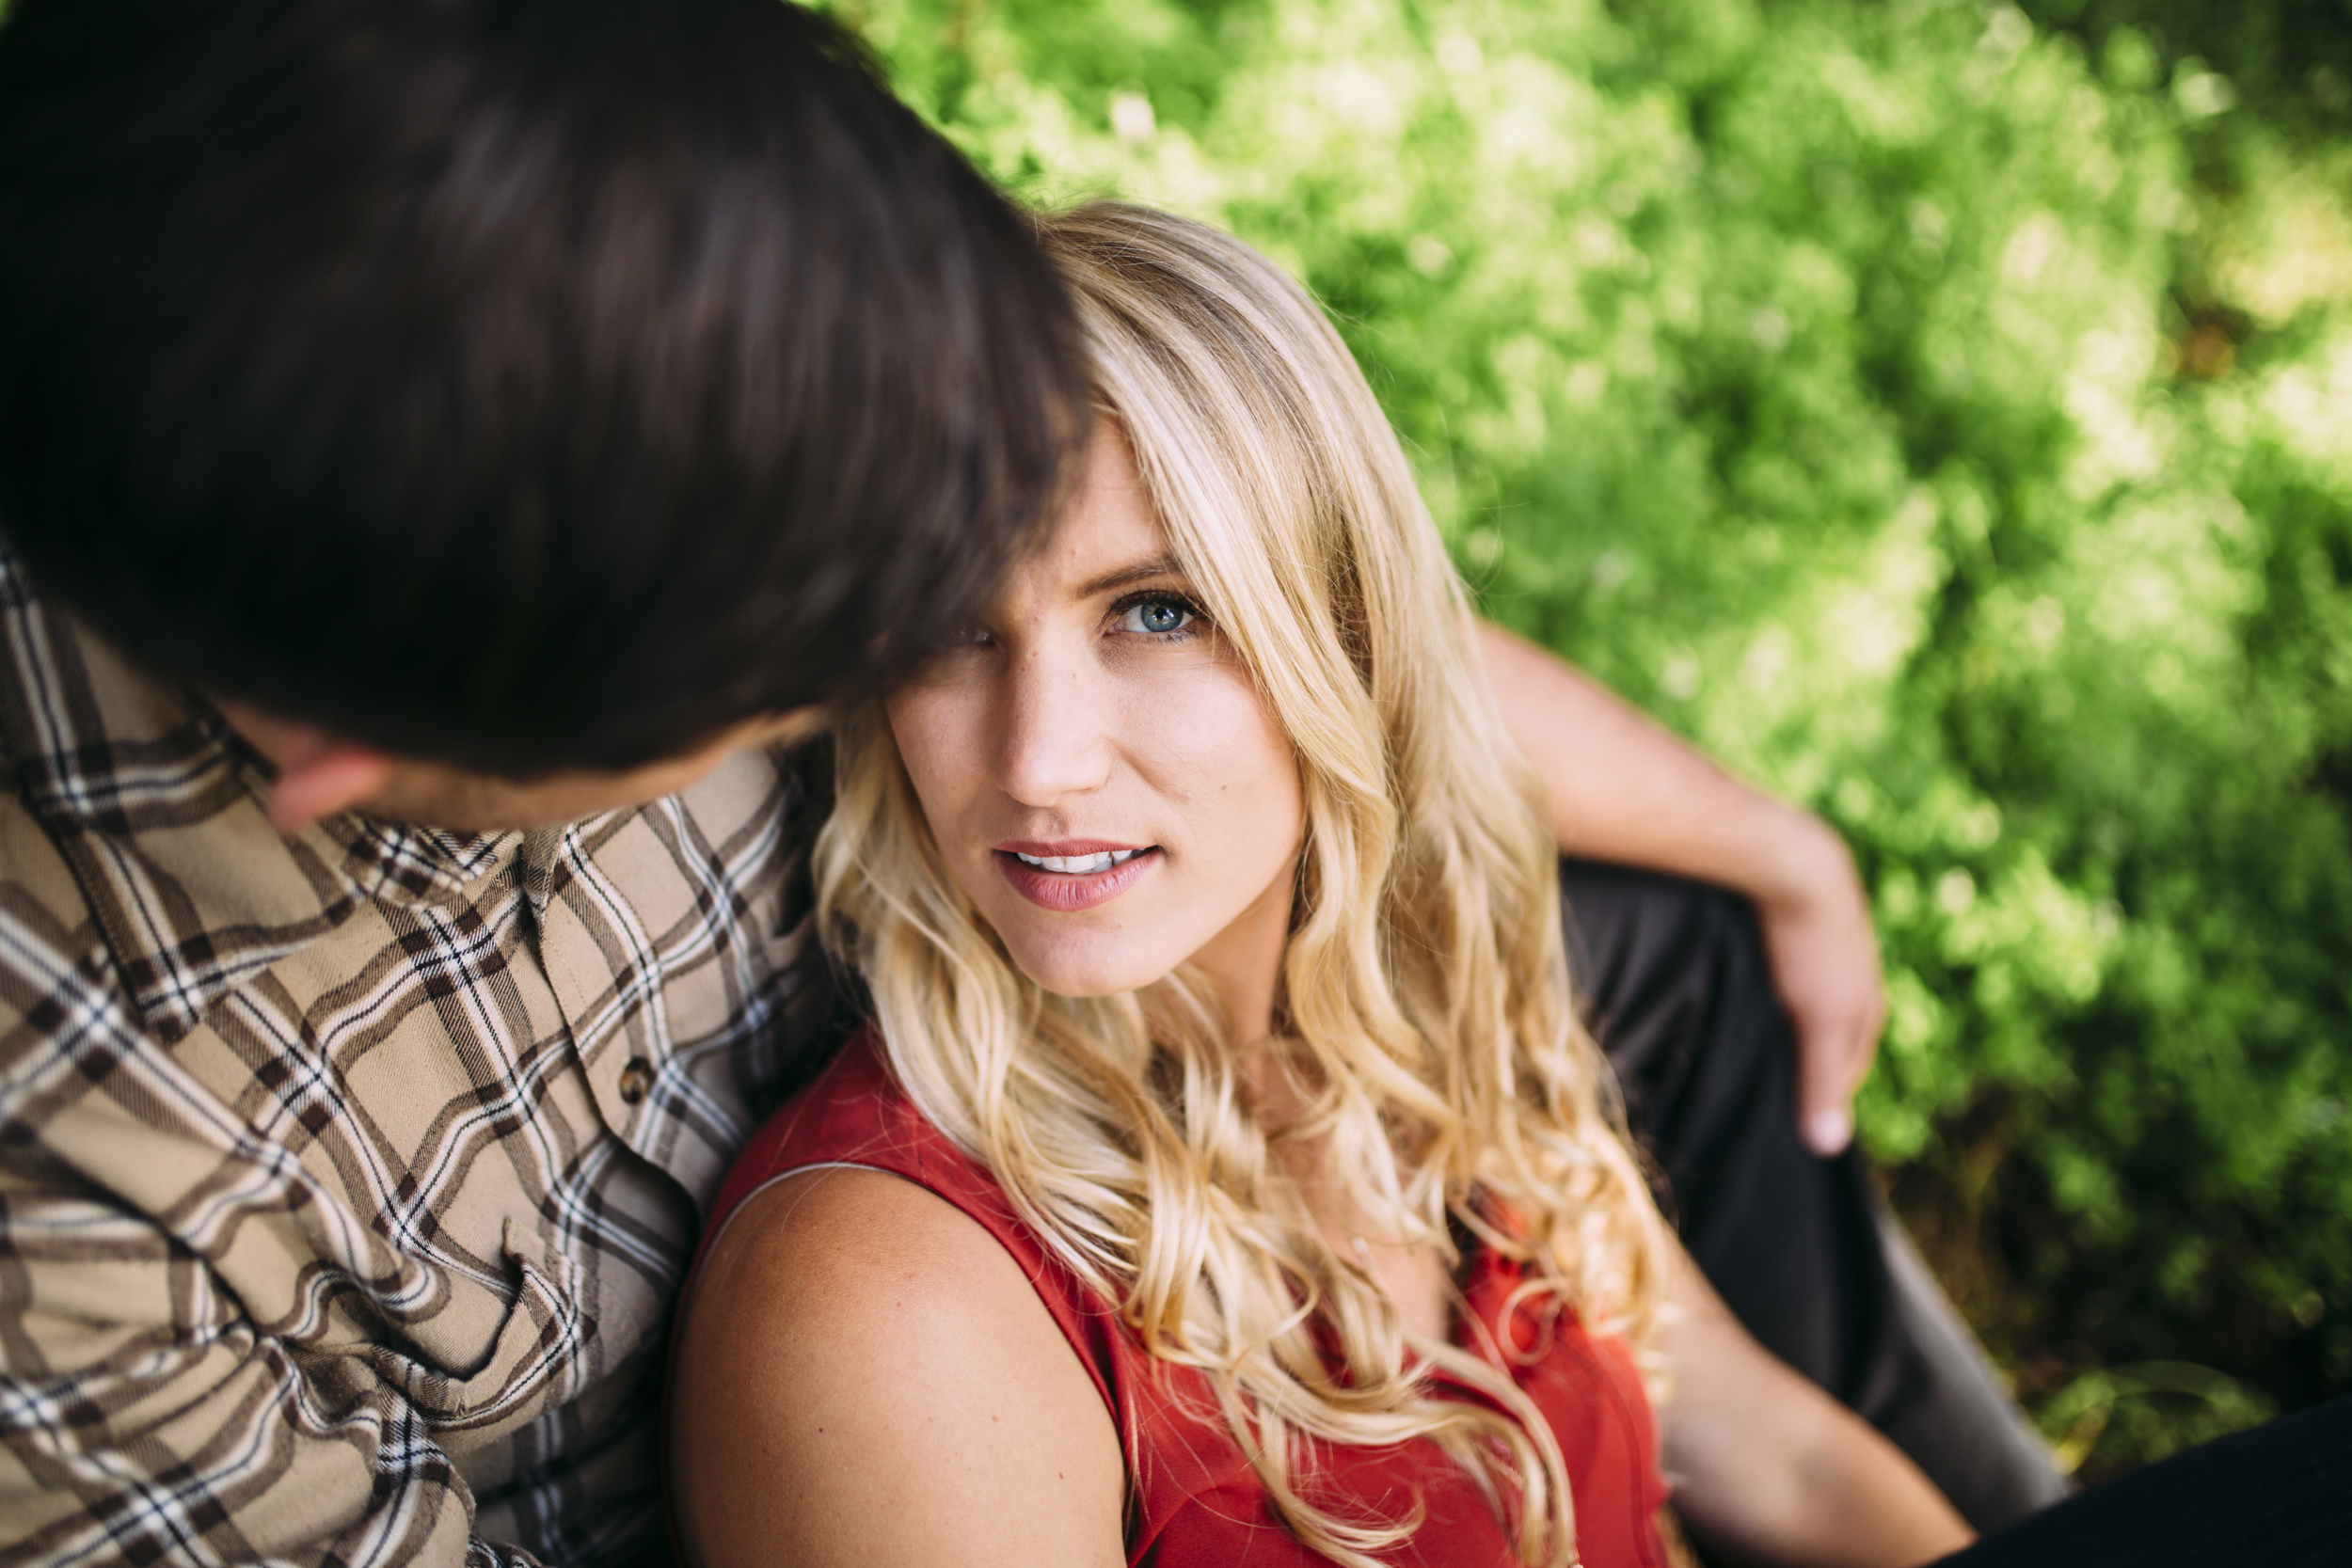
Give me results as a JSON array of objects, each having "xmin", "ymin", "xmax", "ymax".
[
  {"xmin": 206, "ymin": 697, "xmax": 395, "ymax": 835},
  {"xmin": 261, "ymin": 729, "xmax": 393, "ymax": 836}
]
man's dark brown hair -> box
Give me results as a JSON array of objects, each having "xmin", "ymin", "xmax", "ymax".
[{"xmin": 0, "ymin": 0, "xmax": 1083, "ymax": 773}]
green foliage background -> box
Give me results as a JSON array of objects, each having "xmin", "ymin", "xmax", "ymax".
[{"xmin": 826, "ymin": 0, "xmax": 2352, "ymax": 1476}]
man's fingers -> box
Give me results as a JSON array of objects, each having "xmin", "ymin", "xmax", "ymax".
[
  {"xmin": 1753, "ymin": 824, "xmax": 1889, "ymax": 1159},
  {"xmin": 1794, "ymin": 1010, "xmax": 1880, "ymax": 1155},
  {"xmin": 1803, "ymin": 1101, "xmax": 1855, "ymax": 1158},
  {"xmin": 1796, "ymin": 1021, "xmax": 1859, "ymax": 1155}
]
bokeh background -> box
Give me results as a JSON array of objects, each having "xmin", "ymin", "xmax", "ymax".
[{"xmin": 822, "ymin": 0, "xmax": 2352, "ymax": 1479}]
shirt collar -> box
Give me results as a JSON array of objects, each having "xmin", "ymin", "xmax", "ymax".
[{"xmin": 0, "ymin": 549, "xmax": 519, "ymax": 1042}]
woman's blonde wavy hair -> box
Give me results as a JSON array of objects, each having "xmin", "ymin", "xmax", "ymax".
[{"xmin": 815, "ymin": 201, "xmax": 1671, "ymax": 1568}]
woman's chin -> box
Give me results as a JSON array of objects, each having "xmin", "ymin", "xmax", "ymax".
[{"xmin": 999, "ymin": 939, "xmax": 1180, "ymax": 1002}]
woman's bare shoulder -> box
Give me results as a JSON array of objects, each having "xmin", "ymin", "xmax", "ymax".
[
  {"xmin": 693, "ymin": 1164, "xmax": 1023, "ymax": 1316},
  {"xmin": 671, "ymin": 1165, "xmax": 1126, "ymax": 1568}
]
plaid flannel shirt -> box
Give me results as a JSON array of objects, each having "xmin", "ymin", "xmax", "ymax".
[{"xmin": 0, "ymin": 551, "xmax": 834, "ymax": 1566}]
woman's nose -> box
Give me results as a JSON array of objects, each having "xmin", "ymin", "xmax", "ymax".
[{"xmin": 995, "ymin": 639, "xmax": 1115, "ymax": 808}]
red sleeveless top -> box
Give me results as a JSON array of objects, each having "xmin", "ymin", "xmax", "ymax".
[{"xmin": 701, "ymin": 1033, "xmax": 1673, "ymax": 1567}]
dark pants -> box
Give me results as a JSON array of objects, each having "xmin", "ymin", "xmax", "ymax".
[
  {"xmin": 1563, "ymin": 860, "xmax": 2071, "ymax": 1531},
  {"xmin": 1931, "ymin": 1393, "xmax": 2352, "ymax": 1566}
]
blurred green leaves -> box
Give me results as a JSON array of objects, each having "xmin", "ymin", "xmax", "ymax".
[{"xmin": 827, "ymin": 0, "xmax": 2352, "ymax": 1469}]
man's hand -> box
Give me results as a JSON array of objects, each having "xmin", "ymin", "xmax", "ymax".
[
  {"xmin": 1754, "ymin": 818, "xmax": 1886, "ymax": 1155},
  {"xmin": 1474, "ymin": 619, "xmax": 1887, "ymax": 1154}
]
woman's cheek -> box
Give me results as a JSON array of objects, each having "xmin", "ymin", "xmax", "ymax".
[
  {"xmin": 1152, "ymin": 662, "xmax": 1298, "ymax": 831},
  {"xmin": 886, "ymin": 687, "xmax": 985, "ymax": 845}
]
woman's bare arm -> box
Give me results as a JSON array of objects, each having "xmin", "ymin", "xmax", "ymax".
[
  {"xmin": 1474, "ymin": 620, "xmax": 1887, "ymax": 1157},
  {"xmin": 1659, "ymin": 1240, "xmax": 1975, "ymax": 1566},
  {"xmin": 669, "ymin": 1166, "xmax": 1127, "ymax": 1568}
]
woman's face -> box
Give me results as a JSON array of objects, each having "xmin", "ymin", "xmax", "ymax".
[{"xmin": 886, "ymin": 420, "xmax": 1306, "ymax": 1030}]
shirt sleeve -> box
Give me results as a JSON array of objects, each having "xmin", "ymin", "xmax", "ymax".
[{"xmin": 0, "ymin": 1168, "xmax": 531, "ymax": 1568}]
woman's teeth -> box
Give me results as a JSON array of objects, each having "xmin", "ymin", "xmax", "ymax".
[{"xmin": 1013, "ymin": 848, "xmax": 1144, "ymax": 875}]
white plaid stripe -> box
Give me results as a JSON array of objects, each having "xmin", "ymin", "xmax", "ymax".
[{"xmin": 0, "ymin": 552, "xmax": 836, "ymax": 1567}]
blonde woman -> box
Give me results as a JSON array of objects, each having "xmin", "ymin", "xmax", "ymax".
[{"xmin": 669, "ymin": 203, "xmax": 1975, "ymax": 1568}]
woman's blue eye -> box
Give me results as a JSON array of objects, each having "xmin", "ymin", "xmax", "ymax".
[{"xmin": 1116, "ymin": 596, "xmax": 1198, "ymax": 637}]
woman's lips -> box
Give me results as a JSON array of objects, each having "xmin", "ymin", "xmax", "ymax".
[{"xmin": 993, "ymin": 846, "xmax": 1162, "ymax": 911}]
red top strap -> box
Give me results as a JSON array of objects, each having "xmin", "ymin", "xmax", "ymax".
[{"xmin": 700, "ymin": 1032, "xmax": 1673, "ymax": 1567}]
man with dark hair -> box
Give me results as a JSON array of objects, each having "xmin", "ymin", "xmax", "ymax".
[
  {"xmin": 0, "ymin": 2, "xmax": 1081, "ymax": 1561},
  {"xmin": 0, "ymin": 3, "xmax": 2059, "ymax": 1564},
  {"xmin": 0, "ymin": 0, "xmax": 1077, "ymax": 775}
]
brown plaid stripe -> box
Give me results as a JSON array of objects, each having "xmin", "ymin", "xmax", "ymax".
[{"xmin": 0, "ymin": 552, "xmax": 834, "ymax": 1566}]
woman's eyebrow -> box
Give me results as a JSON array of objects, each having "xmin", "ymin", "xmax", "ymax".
[{"xmin": 1074, "ymin": 555, "xmax": 1187, "ymax": 598}]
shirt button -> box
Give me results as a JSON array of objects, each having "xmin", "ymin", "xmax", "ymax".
[{"xmin": 618, "ymin": 1057, "xmax": 655, "ymax": 1105}]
